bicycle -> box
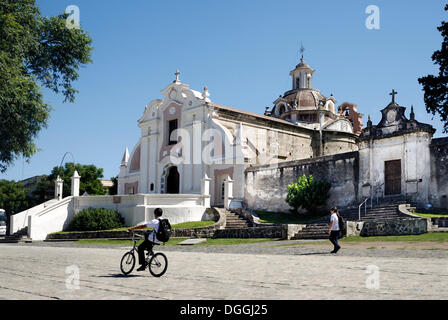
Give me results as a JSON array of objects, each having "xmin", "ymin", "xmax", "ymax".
[{"xmin": 120, "ymin": 231, "xmax": 168, "ymax": 277}]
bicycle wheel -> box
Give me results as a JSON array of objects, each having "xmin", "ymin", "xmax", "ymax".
[
  {"xmin": 148, "ymin": 252, "xmax": 168, "ymax": 277},
  {"xmin": 120, "ymin": 251, "xmax": 135, "ymax": 275}
]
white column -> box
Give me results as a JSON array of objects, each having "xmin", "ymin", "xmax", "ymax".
[
  {"xmin": 224, "ymin": 176, "xmax": 233, "ymax": 210},
  {"xmin": 55, "ymin": 175, "xmax": 63, "ymax": 200},
  {"xmin": 71, "ymin": 170, "xmax": 81, "ymax": 197},
  {"xmin": 140, "ymin": 136, "xmax": 150, "ymax": 193},
  {"xmin": 27, "ymin": 215, "xmax": 33, "ymax": 239},
  {"xmin": 201, "ymin": 173, "xmax": 211, "ymax": 208}
]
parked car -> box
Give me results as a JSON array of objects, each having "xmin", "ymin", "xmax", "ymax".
[{"xmin": 0, "ymin": 221, "xmax": 6, "ymax": 236}]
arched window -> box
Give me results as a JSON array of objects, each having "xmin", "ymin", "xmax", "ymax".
[{"xmin": 277, "ymin": 104, "xmax": 285, "ymax": 115}]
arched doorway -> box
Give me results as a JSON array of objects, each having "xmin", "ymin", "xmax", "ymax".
[{"xmin": 166, "ymin": 166, "xmax": 180, "ymax": 194}]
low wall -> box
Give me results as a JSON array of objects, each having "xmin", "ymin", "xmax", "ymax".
[
  {"xmin": 360, "ymin": 218, "xmax": 427, "ymax": 237},
  {"xmin": 74, "ymin": 194, "xmax": 207, "ymax": 226},
  {"xmin": 10, "ymin": 199, "xmax": 58, "ymax": 234},
  {"xmin": 431, "ymin": 217, "xmax": 448, "ymax": 228},
  {"xmin": 47, "ymin": 208, "xmax": 225, "ymax": 241},
  {"xmin": 14, "ymin": 193, "xmax": 209, "ymax": 241},
  {"xmin": 213, "ymin": 226, "xmax": 284, "ymax": 239},
  {"xmin": 429, "ymin": 137, "xmax": 448, "ymax": 208},
  {"xmin": 29, "ymin": 197, "xmax": 75, "ymax": 241},
  {"xmin": 244, "ymin": 152, "xmax": 359, "ymax": 213}
]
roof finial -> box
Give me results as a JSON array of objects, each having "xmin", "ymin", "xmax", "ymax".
[
  {"xmin": 299, "ymin": 41, "xmax": 305, "ymax": 62},
  {"xmin": 367, "ymin": 114, "xmax": 372, "ymax": 128},
  {"xmin": 174, "ymin": 70, "xmax": 181, "ymax": 83},
  {"xmin": 410, "ymin": 105, "xmax": 415, "ymax": 120}
]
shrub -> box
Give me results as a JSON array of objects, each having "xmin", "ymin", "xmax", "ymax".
[
  {"xmin": 67, "ymin": 208, "xmax": 125, "ymax": 231},
  {"xmin": 286, "ymin": 175, "xmax": 331, "ymax": 216}
]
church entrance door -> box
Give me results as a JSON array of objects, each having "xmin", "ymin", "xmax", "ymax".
[
  {"xmin": 385, "ymin": 160, "xmax": 401, "ymax": 195},
  {"xmin": 166, "ymin": 166, "xmax": 180, "ymax": 194}
]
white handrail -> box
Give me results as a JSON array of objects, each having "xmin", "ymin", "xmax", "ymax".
[{"xmin": 358, "ymin": 197, "xmax": 370, "ymax": 221}]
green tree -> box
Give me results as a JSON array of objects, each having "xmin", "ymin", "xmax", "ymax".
[
  {"xmin": 286, "ymin": 174, "xmax": 331, "ymax": 216},
  {"xmin": 418, "ymin": 4, "xmax": 448, "ymax": 133},
  {"xmin": 30, "ymin": 163, "xmax": 107, "ymax": 204},
  {"xmin": 0, "ymin": 0, "xmax": 93, "ymax": 172},
  {"xmin": 0, "ymin": 180, "xmax": 29, "ymax": 215},
  {"xmin": 109, "ymin": 176, "xmax": 118, "ymax": 196}
]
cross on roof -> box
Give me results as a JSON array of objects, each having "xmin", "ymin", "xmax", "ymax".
[
  {"xmin": 299, "ymin": 42, "xmax": 305, "ymax": 61},
  {"xmin": 390, "ymin": 89, "xmax": 398, "ymax": 104}
]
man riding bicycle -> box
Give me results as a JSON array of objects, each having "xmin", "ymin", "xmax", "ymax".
[{"xmin": 128, "ymin": 208, "xmax": 163, "ymax": 271}]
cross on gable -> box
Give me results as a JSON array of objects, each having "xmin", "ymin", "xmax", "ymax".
[{"xmin": 389, "ymin": 89, "xmax": 398, "ymax": 104}]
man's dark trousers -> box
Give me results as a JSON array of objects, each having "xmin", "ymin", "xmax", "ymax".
[
  {"xmin": 329, "ymin": 230, "xmax": 341, "ymax": 251},
  {"xmin": 138, "ymin": 238, "xmax": 154, "ymax": 266}
]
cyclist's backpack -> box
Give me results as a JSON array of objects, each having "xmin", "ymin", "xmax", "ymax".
[{"xmin": 156, "ymin": 218, "xmax": 172, "ymax": 242}]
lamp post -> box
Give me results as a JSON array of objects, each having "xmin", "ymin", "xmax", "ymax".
[
  {"xmin": 318, "ymin": 100, "xmax": 326, "ymax": 157},
  {"xmin": 55, "ymin": 152, "xmax": 80, "ymax": 199}
]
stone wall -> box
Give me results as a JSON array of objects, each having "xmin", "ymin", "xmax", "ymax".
[
  {"xmin": 213, "ymin": 226, "xmax": 284, "ymax": 239},
  {"xmin": 360, "ymin": 218, "xmax": 427, "ymax": 237},
  {"xmin": 430, "ymin": 137, "xmax": 448, "ymax": 209},
  {"xmin": 431, "ymin": 217, "xmax": 448, "ymax": 228},
  {"xmin": 244, "ymin": 151, "xmax": 359, "ymax": 213}
]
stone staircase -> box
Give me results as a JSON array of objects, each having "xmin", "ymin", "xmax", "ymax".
[
  {"xmin": 0, "ymin": 227, "xmax": 32, "ymax": 243},
  {"xmin": 292, "ymin": 199, "xmax": 418, "ymax": 240},
  {"xmin": 291, "ymin": 223, "xmax": 330, "ymax": 240},
  {"xmin": 338, "ymin": 203, "xmax": 406, "ymax": 222},
  {"xmin": 224, "ymin": 210, "xmax": 253, "ymax": 229}
]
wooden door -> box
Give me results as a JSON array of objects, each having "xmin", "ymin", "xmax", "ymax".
[
  {"xmin": 214, "ymin": 175, "xmax": 226, "ymax": 206},
  {"xmin": 385, "ymin": 160, "xmax": 401, "ymax": 195}
]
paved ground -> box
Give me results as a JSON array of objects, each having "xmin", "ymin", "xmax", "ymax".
[{"xmin": 0, "ymin": 241, "xmax": 447, "ymax": 300}]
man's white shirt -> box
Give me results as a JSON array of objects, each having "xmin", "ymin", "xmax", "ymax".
[
  {"xmin": 330, "ymin": 213, "xmax": 340, "ymax": 231},
  {"xmin": 145, "ymin": 219, "xmax": 161, "ymax": 244}
]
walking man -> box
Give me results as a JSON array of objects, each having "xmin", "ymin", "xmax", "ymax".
[{"xmin": 328, "ymin": 207, "xmax": 341, "ymax": 254}]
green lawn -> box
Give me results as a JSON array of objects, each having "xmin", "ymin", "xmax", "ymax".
[
  {"xmin": 75, "ymin": 237, "xmax": 276, "ymax": 247},
  {"xmin": 255, "ymin": 211, "xmax": 326, "ymax": 224},
  {"xmin": 171, "ymin": 221, "xmax": 216, "ymax": 229},
  {"xmin": 412, "ymin": 212, "xmax": 448, "ymax": 218},
  {"xmin": 340, "ymin": 233, "xmax": 448, "ymax": 243}
]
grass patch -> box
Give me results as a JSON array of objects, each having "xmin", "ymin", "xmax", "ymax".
[
  {"xmin": 171, "ymin": 221, "xmax": 216, "ymax": 229},
  {"xmin": 263, "ymin": 233, "xmax": 448, "ymax": 249},
  {"xmin": 412, "ymin": 212, "xmax": 448, "ymax": 218},
  {"xmin": 195, "ymin": 238, "xmax": 275, "ymax": 246},
  {"xmin": 255, "ymin": 211, "xmax": 326, "ymax": 225},
  {"xmin": 74, "ymin": 237, "xmax": 276, "ymax": 247},
  {"xmin": 339, "ymin": 233, "xmax": 448, "ymax": 243}
]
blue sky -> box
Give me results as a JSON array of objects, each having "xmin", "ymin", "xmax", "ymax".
[{"xmin": 2, "ymin": 0, "xmax": 447, "ymax": 182}]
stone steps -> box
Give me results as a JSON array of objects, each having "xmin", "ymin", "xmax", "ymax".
[
  {"xmin": 224, "ymin": 211, "xmax": 253, "ymax": 229},
  {"xmin": 292, "ymin": 223, "xmax": 330, "ymax": 240},
  {"xmin": 0, "ymin": 227, "xmax": 32, "ymax": 243}
]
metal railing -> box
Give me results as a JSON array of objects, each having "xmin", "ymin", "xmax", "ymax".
[
  {"xmin": 359, "ymin": 197, "xmax": 370, "ymax": 221},
  {"xmin": 372, "ymin": 183, "xmax": 384, "ymax": 207}
]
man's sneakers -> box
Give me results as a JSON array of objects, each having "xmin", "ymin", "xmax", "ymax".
[
  {"xmin": 137, "ymin": 263, "xmax": 147, "ymax": 271},
  {"xmin": 331, "ymin": 246, "xmax": 341, "ymax": 254}
]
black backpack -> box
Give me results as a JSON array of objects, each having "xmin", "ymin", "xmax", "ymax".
[
  {"xmin": 155, "ymin": 218, "xmax": 172, "ymax": 243},
  {"xmin": 337, "ymin": 213, "xmax": 346, "ymax": 232}
]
